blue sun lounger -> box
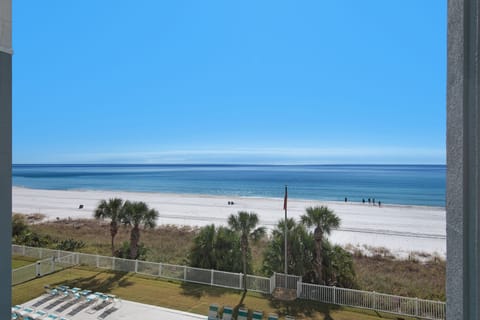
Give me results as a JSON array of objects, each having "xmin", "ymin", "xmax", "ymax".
[
  {"xmin": 30, "ymin": 309, "xmax": 48, "ymax": 320},
  {"xmin": 267, "ymin": 313, "xmax": 278, "ymax": 320},
  {"xmin": 221, "ymin": 306, "xmax": 233, "ymax": 320},
  {"xmin": 208, "ymin": 304, "xmax": 219, "ymax": 320},
  {"xmin": 252, "ymin": 310, "xmax": 263, "ymax": 320},
  {"xmin": 237, "ymin": 308, "xmax": 248, "ymax": 320}
]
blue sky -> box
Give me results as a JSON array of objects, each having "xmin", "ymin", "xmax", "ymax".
[{"xmin": 13, "ymin": 1, "xmax": 446, "ymax": 164}]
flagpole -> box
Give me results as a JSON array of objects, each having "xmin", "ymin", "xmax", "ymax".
[{"xmin": 284, "ymin": 185, "xmax": 288, "ymax": 275}]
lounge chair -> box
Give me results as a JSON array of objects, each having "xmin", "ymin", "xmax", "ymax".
[
  {"xmin": 208, "ymin": 304, "xmax": 219, "ymax": 320},
  {"xmin": 252, "ymin": 311, "xmax": 263, "ymax": 320},
  {"xmin": 222, "ymin": 306, "xmax": 233, "ymax": 320},
  {"xmin": 56, "ymin": 286, "xmax": 70, "ymax": 297},
  {"xmin": 285, "ymin": 316, "xmax": 295, "ymax": 320},
  {"xmin": 11, "ymin": 308, "xmax": 22, "ymax": 320},
  {"xmin": 31, "ymin": 309, "xmax": 48, "ymax": 320},
  {"xmin": 267, "ymin": 313, "xmax": 278, "ymax": 320},
  {"xmin": 69, "ymin": 287, "xmax": 82, "ymax": 296},
  {"xmin": 80, "ymin": 289, "xmax": 92, "ymax": 296},
  {"xmin": 17, "ymin": 307, "xmax": 34, "ymax": 319},
  {"xmin": 237, "ymin": 308, "xmax": 248, "ymax": 320}
]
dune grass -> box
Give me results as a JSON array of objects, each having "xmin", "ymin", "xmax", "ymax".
[
  {"xmin": 30, "ymin": 219, "xmax": 198, "ymax": 265},
  {"xmin": 354, "ymin": 255, "xmax": 445, "ymax": 301},
  {"xmin": 27, "ymin": 217, "xmax": 445, "ymax": 300},
  {"xmin": 13, "ymin": 266, "xmax": 416, "ymax": 320}
]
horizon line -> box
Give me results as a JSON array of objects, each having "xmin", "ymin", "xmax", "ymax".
[{"xmin": 12, "ymin": 162, "xmax": 447, "ymax": 166}]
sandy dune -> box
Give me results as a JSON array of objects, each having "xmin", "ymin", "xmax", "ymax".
[{"xmin": 13, "ymin": 187, "xmax": 446, "ymax": 258}]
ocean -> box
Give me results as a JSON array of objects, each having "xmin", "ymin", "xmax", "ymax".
[
  {"xmin": 12, "ymin": 164, "xmax": 446, "ymax": 207},
  {"xmin": 12, "ymin": 164, "xmax": 445, "ymax": 207}
]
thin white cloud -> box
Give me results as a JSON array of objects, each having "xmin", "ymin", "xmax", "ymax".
[{"xmin": 35, "ymin": 146, "xmax": 445, "ymax": 164}]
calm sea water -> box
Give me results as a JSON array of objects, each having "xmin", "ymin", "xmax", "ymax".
[{"xmin": 12, "ymin": 164, "xmax": 446, "ymax": 207}]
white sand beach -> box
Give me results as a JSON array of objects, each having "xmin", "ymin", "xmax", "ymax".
[{"xmin": 12, "ymin": 187, "xmax": 446, "ymax": 258}]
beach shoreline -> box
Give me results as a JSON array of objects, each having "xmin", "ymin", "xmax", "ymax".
[{"xmin": 12, "ymin": 186, "xmax": 446, "ymax": 258}]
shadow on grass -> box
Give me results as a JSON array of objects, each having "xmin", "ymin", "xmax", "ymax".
[
  {"xmin": 236, "ymin": 290, "xmax": 247, "ymax": 308},
  {"xmin": 51, "ymin": 270, "xmax": 134, "ymax": 293},
  {"xmin": 269, "ymin": 297, "xmax": 341, "ymax": 320},
  {"xmin": 179, "ymin": 281, "xmax": 238, "ymax": 298},
  {"xmin": 231, "ymin": 290, "xmax": 248, "ymax": 319}
]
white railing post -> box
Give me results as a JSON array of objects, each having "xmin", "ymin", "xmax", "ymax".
[
  {"xmin": 372, "ymin": 291, "xmax": 376, "ymax": 310},
  {"xmin": 51, "ymin": 257, "xmax": 55, "ymax": 273},
  {"xmin": 159, "ymin": 263, "xmax": 162, "ymax": 277},
  {"xmin": 96, "ymin": 255, "xmax": 99, "ymax": 268},
  {"xmin": 211, "ymin": 269, "xmax": 214, "ymax": 286},
  {"xmin": 296, "ymin": 281, "xmax": 302, "ymax": 298},
  {"xmin": 415, "ymin": 297, "xmax": 419, "ymax": 317},
  {"xmin": 112, "ymin": 257, "xmax": 115, "ymax": 270},
  {"xmin": 135, "ymin": 260, "xmax": 138, "ymax": 273},
  {"xmin": 239, "ymin": 273, "xmax": 243, "ymax": 290},
  {"xmin": 270, "ymin": 273, "xmax": 275, "ymax": 293},
  {"xmin": 183, "ymin": 266, "xmax": 187, "ymax": 281},
  {"xmin": 333, "ymin": 286, "xmax": 336, "ymax": 305},
  {"xmin": 36, "ymin": 261, "xmax": 41, "ymax": 277}
]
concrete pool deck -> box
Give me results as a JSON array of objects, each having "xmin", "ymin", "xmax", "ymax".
[{"xmin": 15, "ymin": 292, "xmax": 206, "ymax": 320}]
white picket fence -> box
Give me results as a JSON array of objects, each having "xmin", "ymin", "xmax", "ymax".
[
  {"xmin": 12, "ymin": 253, "xmax": 77, "ymax": 285},
  {"xmin": 12, "ymin": 244, "xmax": 446, "ymax": 319}
]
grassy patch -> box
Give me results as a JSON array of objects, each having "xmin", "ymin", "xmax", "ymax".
[
  {"xmin": 30, "ymin": 219, "xmax": 197, "ymax": 265},
  {"xmin": 353, "ymin": 255, "xmax": 446, "ymax": 301},
  {"xmin": 12, "ymin": 256, "xmax": 38, "ymax": 269},
  {"xmin": 13, "ymin": 266, "xmax": 415, "ymax": 320}
]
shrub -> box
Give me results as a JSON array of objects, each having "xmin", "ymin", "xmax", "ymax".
[
  {"xmin": 12, "ymin": 214, "xmax": 29, "ymax": 237},
  {"xmin": 115, "ymin": 241, "xmax": 148, "ymax": 260},
  {"xmin": 56, "ymin": 238, "xmax": 86, "ymax": 251}
]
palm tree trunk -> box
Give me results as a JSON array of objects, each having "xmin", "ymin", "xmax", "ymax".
[
  {"xmin": 242, "ymin": 237, "xmax": 248, "ymax": 292},
  {"xmin": 110, "ymin": 222, "xmax": 117, "ymax": 257},
  {"xmin": 130, "ymin": 226, "xmax": 140, "ymax": 259},
  {"xmin": 111, "ymin": 236, "xmax": 115, "ymax": 256},
  {"xmin": 314, "ymin": 228, "xmax": 323, "ymax": 284}
]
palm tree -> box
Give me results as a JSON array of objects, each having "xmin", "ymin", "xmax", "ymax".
[
  {"xmin": 263, "ymin": 218, "xmax": 315, "ymax": 279},
  {"xmin": 214, "ymin": 226, "xmax": 242, "ymax": 273},
  {"xmin": 189, "ymin": 224, "xmax": 217, "ymax": 269},
  {"xmin": 121, "ymin": 201, "xmax": 159, "ymax": 259},
  {"xmin": 300, "ymin": 206, "xmax": 341, "ymax": 284},
  {"xmin": 94, "ymin": 198, "xmax": 124, "ymax": 256},
  {"xmin": 189, "ymin": 225, "xmax": 242, "ymax": 273},
  {"xmin": 228, "ymin": 211, "xmax": 266, "ymax": 292}
]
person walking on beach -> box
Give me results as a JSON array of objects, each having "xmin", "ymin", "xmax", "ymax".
[
  {"xmin": 378, "ymin": 201, "xmax": 381, "ymax": 207},
  {"xmin": 368, "ymin": 198, "xmax": 371, "ymax": 204},
  {"xmin": 345, "ymin": 197, "xmax": 347, "ymax": 202},
  {"xmin": 362, "ymin": 198, "xmax": 365, "ymax": 204}
]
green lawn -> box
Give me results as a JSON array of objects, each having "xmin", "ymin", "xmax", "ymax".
[
  {"xmin": 12, "ymin": 256, "xmax": 37, "ymax": 269},
  {"xmin": 12, "ymin": 266, "xmax": 415, "ymax": 320}
]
